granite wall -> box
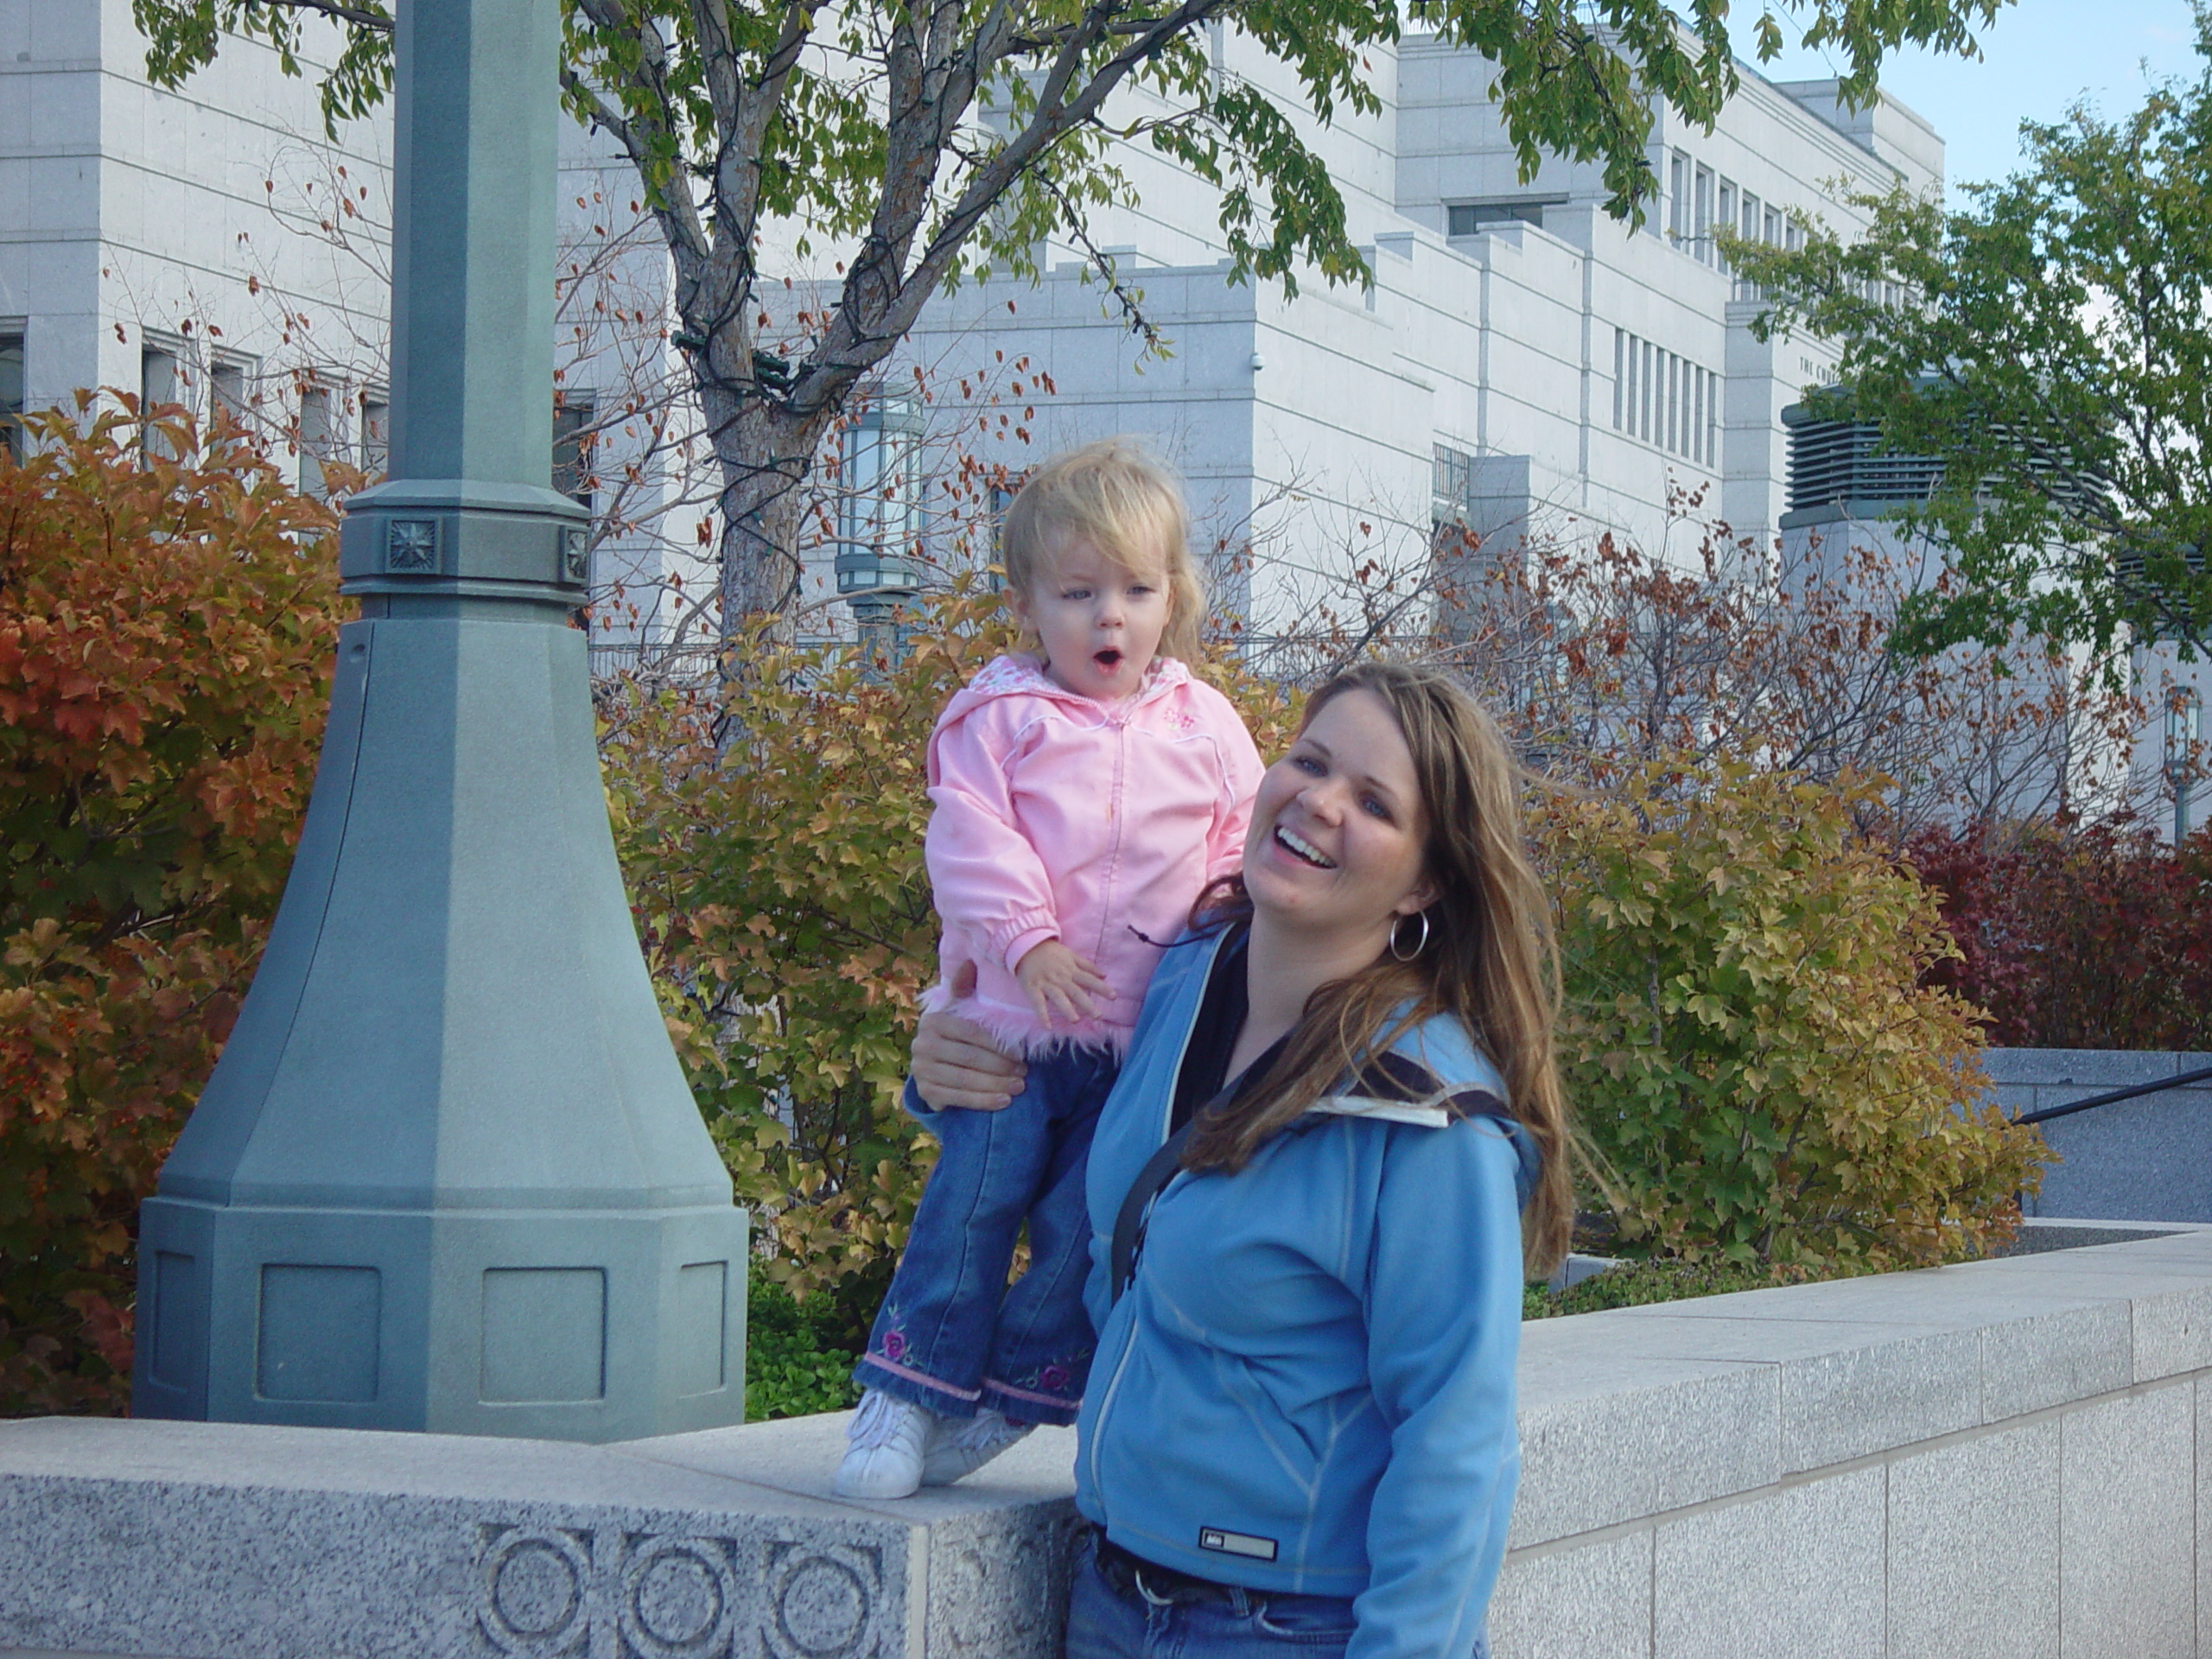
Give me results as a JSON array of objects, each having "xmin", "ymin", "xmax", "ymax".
[
  {"xmin": 5, "ymin": 1230, "xmax": 2210, "ymax": 1658},
  {"xmin": 1986, "ymin": 1047, "xmax": 2212, "ymax": 1224}
]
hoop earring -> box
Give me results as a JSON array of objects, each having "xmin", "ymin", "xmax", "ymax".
[{"xmin": 1390, "ymin": 910, "xmax": 1432, "ymax": 962}]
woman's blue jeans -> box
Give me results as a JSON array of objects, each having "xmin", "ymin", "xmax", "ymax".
[
  {"xmin": 853, "ymin": 1045, "xmax": 1116, "ymax": 1426},
  {"xmin": 1065, "ymin": 1538, "xmax": 1492, "ymax": 1658}
]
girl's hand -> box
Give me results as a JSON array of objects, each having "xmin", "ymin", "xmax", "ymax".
[
  {"xmin": 912, "ymin": 1008, "xmax": 1027, "ymax": 1110},
  {"xmin": 1014, "ymin": 939, "xmax": 1112, "ymax": 1025}
]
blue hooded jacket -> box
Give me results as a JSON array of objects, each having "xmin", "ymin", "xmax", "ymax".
[{"xmin": 1075, "ymin": 927, "xmax": 1540, "ymax": 1659}]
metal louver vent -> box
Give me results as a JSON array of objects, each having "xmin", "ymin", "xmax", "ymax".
[{"xmin": 1783, "ymin": 407, "xmax": 1943, "ymax": 514}]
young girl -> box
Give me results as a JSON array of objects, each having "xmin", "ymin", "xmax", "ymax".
[{"xmin": 836, "ymin": 438, "xmax": 1264, "ymax": 1499}]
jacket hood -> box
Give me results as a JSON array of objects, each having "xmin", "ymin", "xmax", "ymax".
[
  {"xmin": 933, "ymin": 652, "xmax": 1192, "ymax": 731},
  {"xmin": 1305, "ymin": 1014, "xmax": 1541, "ymax": 1207}
]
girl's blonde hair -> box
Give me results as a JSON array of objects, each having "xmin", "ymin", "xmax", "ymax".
[
  {"xmin": 1182, "ymin": 662, "xmax": 1574, "ymax": 1278},
  {"xmin": 1001, "ymin": 437, "xmax": 1205, "ymax": 664}
]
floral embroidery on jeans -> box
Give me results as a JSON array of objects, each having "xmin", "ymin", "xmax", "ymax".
[
  {"xmin": 1007, "ymin": 1349, "xmax": 1090, "ymax": 1398},
  {"xmin": 874, "ymin": 1312, "xmax": 911, "ymax": 1365}
]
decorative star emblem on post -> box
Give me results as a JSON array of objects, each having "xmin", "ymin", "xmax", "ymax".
[{"xmin": 387, "ymin": 518, "xmax": 439, "ymax": 572}]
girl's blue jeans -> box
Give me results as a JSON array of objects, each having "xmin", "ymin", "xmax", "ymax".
[
  {"xmin": 1065, "ymin": 1538, "xmax": 1491, "ymax": 1658},
  {"xmin": 854, "ymin": 1044, "xmax": 1117, "ymax": 1427}
]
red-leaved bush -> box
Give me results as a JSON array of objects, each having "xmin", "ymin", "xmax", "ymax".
[
  {"xmin": 0, "ymin": 404, "xmax": 341, "ymax": 1414},
  {"xmin": 1903, "ymin": 819, "xmax": 2212, "ymax": 1050}
]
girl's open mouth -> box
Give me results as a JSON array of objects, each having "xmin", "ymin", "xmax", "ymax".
[{"xmin": 1093, "ymin": 649, "xmax": 1123, "ymax": 671}]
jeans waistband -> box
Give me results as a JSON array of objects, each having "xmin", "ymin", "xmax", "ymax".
[{"xmin": 1090, "ymin": 1530, "xmax": 1245, "ymax": 1607}]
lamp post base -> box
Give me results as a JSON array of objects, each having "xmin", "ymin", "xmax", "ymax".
[
  {"xmin": 133, "ymin": 1198, "xmax": 747, "ymax": 1440},
  {"xmin": 133, "ymin": 611, "xmax": 748, "ymax": 1440}
]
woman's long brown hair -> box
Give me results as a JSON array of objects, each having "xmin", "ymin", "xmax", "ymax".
[{"xmin": 1180, "ymin": 663, "xmax": 1573, "ymax": 1278}]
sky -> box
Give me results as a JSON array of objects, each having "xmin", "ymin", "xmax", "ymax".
[{"xmin": 1747, "ymin": 0, "xmax": 2203, "ymax": 195}]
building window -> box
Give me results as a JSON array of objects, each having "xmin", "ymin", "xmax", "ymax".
[
  {"xmin": 1642, "ymin": 340, "xmax": 1656, "ymax": 441},
  {"xmin": 359, "ymin": 388, "xmax": 390, "ymax": 476},
  {"xmin": 552, "ymin": 394, "xmax": 596, "ymax": 511},
  {"xmin": 986, "ymin": 473, "xmax": 1026, "ymax": 588},
  {"xmin": 1613, "ymin": 328, "xmax": 1719, "ymax": 468},
  {"xmin": 140, "ymin": 345, "xmax": 180, "ymax": 412},
  {"xmin": 210, "ymin": 354, "xmax": 254, "ymax": 429},
  {"xmin": 1446, "ymin": 198, "xmax": 1563, "ymax": 236},
  {"xmin": 1618, "ymin": 327, "xmax": 1637, "ymax": 431},
  {"xmin": 297, "ymin": 382, "xmax": 334, "ymax": 497},
  {"xmin": 0, "ymin": 327, "xmax": 22, "ymax": 462},
  {"xmin": 1433, "ymin": 443, "xmax": 1478, "ymax": 523},
  {"xmin": 141, "ymin": 342, "xmax": 187, "ymax": 460},
  {"xmin": 1693, "ymin": 167, "xmax": 1714, "ymax": 263},
  {"xmin": 1669, "ymin": 151, "xmax": 1690, "ymax": 242}
]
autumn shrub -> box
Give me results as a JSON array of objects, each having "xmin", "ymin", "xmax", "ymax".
[
  {"xmin": 1540, "ymin": 758, "xmax": 2044, "ymax": 1269},
  {"xmin": 1904, "ymin": 817, "xmax": 2212, "ymax": 1050},
  {"xmin": 0, "ymin": 404, "xmax": 341, "ymax": 1414}
]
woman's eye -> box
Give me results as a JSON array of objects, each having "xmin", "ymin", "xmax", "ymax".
[{"xmin": 1362, "ymin": 797, "xmax": 1392, "ymax": 821}]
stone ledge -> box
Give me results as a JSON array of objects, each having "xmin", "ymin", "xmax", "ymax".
[
  {"xmin": 0, "ymin": 1414, "xmax": 1080, "ymax": 1659},
  {"xmin": 7, "ymin": 1234, "xmax": 2210, "ymax": 1658},
  {"xmin": 1510, "ymin": 1230, "xmax": 2212, "ymax": 1546}
]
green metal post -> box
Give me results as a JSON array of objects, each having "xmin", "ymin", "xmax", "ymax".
[{"xmin": 130, "ymin": 0, "xmax": 747, "ymax": 1440}]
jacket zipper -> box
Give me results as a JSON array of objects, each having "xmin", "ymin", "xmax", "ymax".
[
  {"xmin": 1095, "ymin": 711, "xmax": 1129, "ymax": 966},
  {"xmin": 1085, "ymin": 930, "xmax": 1220, "ymax": 1511}
]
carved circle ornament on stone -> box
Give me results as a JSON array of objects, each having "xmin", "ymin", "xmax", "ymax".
[
  {"xmin": 766, "ymin": 1541, "xmax": 880, "ymax": 1659},
  {"xmin": 471, "ymin": 1525, "xmax": 886, "ymax": 1659},
  {"xmin": 480, "ymin": 1527, "xmax": 592, "ymax": 1655},
  {"xmin": 620, "ymin": 1536, "xmax": 740, "ymax": 1658}
]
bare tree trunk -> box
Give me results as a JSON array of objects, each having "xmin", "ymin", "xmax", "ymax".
[{"xmin": 704, "ymin": 391, "xmax": 834, "ymax": 652}]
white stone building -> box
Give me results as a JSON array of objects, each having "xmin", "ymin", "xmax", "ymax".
[
  {"xmin": 0, "ymin": 2, "xmax": 391, "ymax": 474},
  {"xmin": 0, "ymin": 0, "xmax": 677, "ymax": 638},
  {"xmin": 864, "ymin": 34, "xmax": 1945, "ymax": 647},
  {"xmin": 6, "ymin": 3, "xmax": 1954, "ymax": 660}
]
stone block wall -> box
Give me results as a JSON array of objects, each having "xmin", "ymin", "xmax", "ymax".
[
  {"xmin": 1491, "ymin": 1227, "xmax": 2212, "ymax": 1658},
  {"xmin": 5, "ymin": 1231, "xmax": 2211, "ymax": 1658},
  {"xmin": 1986, "ymin": 1046, "xmax": 2212, "ymax": 1223}
]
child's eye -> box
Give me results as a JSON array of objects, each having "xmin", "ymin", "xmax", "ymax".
[
  {"xmin": 1063, "ymin": 588, "xmax": 1091, "ymax": 601},
  {"xmin": 1292, "ymin": 754, "xmax": 1324, "ymax": 776}
]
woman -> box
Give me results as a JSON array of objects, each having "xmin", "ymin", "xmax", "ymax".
[{"xmin": 910, "ymin": 663, "xmax": 1572, "ymax": 1659}]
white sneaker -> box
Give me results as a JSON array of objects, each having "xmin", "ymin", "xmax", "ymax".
[
  {"xmin": 834, "ymin": 1389, "xmax": 934, "ymax": 1500},
  {"xmin": 920, "ymin": 1407, "xmax": 1033, "ymax": 1486}
]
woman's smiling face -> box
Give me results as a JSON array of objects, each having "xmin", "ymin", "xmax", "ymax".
[{"xmin": 1243, "ymin": 687, "xmax": 1434, "ymax": 943}]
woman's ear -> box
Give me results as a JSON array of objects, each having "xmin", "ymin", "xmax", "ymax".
[{"xmin": 1395, "ymin": 876, "xmax": 1440, "ymax": 919}]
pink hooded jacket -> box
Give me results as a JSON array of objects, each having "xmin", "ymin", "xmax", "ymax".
[{"xmin": 922, "ymin": 653, "xmax": 1264, "ymax": 1056}]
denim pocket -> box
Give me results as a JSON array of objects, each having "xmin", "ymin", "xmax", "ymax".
[{"xmin": 1248, "ymin": 1595, "xmax": 1357, "ymax": 1645}]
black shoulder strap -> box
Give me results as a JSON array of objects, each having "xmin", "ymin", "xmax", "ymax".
[{"xmin": 1109, "ymin": 1119, "xmax": 1198, "ymax": 1308}]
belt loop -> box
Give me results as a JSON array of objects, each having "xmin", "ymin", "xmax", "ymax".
[{"xmin": 1133, "ymin": 1564, "xmax": 1177, "ymax": 1607}]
